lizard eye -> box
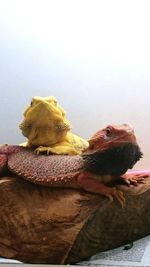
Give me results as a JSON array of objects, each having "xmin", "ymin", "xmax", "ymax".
[{"xmin": 105, "ymin": 127, "xmax": 112, "ymax": 137}]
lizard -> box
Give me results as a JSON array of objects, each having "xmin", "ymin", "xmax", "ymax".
[
  {"xmin": 0, "ymin": 124, "xmax": 143, "ymax": 206},
  {"xmin": 19, "ymin": 96, "xmax": 89, "ymax": 155}
]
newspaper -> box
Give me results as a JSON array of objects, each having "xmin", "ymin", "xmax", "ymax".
[
  {"xmin": 0, "ymin": 257, "xmax": 21, "ymax": 263},
  {"xmin": 78, "ymin": 235, "xmax": 150, "ymax": 267}
]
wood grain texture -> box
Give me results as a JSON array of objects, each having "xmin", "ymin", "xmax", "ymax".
[{"xmin": 0, "ymin": 175, "xmax": 149, "ymax": 264}]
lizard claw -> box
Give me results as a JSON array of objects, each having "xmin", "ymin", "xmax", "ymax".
[
  {"xmin": 34, "ymin": 146, "xmax": 42, "ymax": 155},
  {"xmin": 123, "ymin": 175, "xmax": 147, "ymax": 186},
  {"xmin": 34, "ymin": 146, "xmax": 53, "ymax": 155},
  {"xmin": 107, "ymin": 187, "xmax": 125, "ymax": 207},
  {"xmin": 34, "ymin": 145, "xmax": 78, "ymax": 155}
]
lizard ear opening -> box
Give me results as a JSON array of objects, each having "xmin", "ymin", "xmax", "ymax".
[{"xmin": 82, "ymin": 140, "xmax": 97, "ymax": 155}]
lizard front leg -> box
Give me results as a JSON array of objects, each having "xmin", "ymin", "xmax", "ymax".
[
  {"xmin": 34, "ymin": 144, "xmax": 79, "ymax": 155},
  {"xmin": 120, "ymin": 171, "xmax": 149, "ymax": 186},
  {"xmin": 77, "ymin": 172, "xmax": 125, "ymax": 206}
]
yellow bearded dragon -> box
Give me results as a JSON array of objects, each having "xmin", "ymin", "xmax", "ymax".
[{"xmin": 19, "ymin": 96, "xmax": 89, "ymax": 155}]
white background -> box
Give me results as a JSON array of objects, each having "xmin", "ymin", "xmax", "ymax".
[{"xmin": 0, "ymin": 0, "xmax": 150, "ymax": 169}]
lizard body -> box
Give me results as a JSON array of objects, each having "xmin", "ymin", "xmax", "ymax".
[{"xmin": 0, "ymin": 124, "xmax": 143, "ymax": 205}]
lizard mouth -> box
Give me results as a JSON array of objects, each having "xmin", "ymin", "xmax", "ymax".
[{"xmin": 83, "ymin": 142, "xmax": 143, "ymax": 175}]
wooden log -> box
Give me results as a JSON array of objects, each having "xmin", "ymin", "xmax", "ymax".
[{"xmin": 0, "ymin": 174, "xmax": 149, "ymax": 264}]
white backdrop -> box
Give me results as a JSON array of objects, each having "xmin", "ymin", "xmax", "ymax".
[{"xmin": 0, "ymin": 0, "xmax": 150, "ymax": 169}]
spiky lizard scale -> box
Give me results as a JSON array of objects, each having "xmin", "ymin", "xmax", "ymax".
[{"xmin": 8, "ymin": 149, "xmax": 84, "ymax": 186}]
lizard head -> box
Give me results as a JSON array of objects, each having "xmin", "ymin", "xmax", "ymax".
[
  {"xmin": 82, "ymin": 124, "xmax": 143, "ymax": 175},
  {"xmin": 19, "ymin": 96, "xmax": 71, "ymax": 146}
]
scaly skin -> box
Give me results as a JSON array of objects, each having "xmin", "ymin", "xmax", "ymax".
[
  {"xmin": 122, "ymin": 170, "xmax": 150, "ymax": 185},
  {"xmin": 0, "ymin": 124, "xmax": 143, "ymax": 205},
  {"xmin": 19, "ymin": 96, "xmax": 89, "ymax": 155},
  {"xmin": 0, "ymin": 145, "xmax": 22, "ymax": 174}
]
